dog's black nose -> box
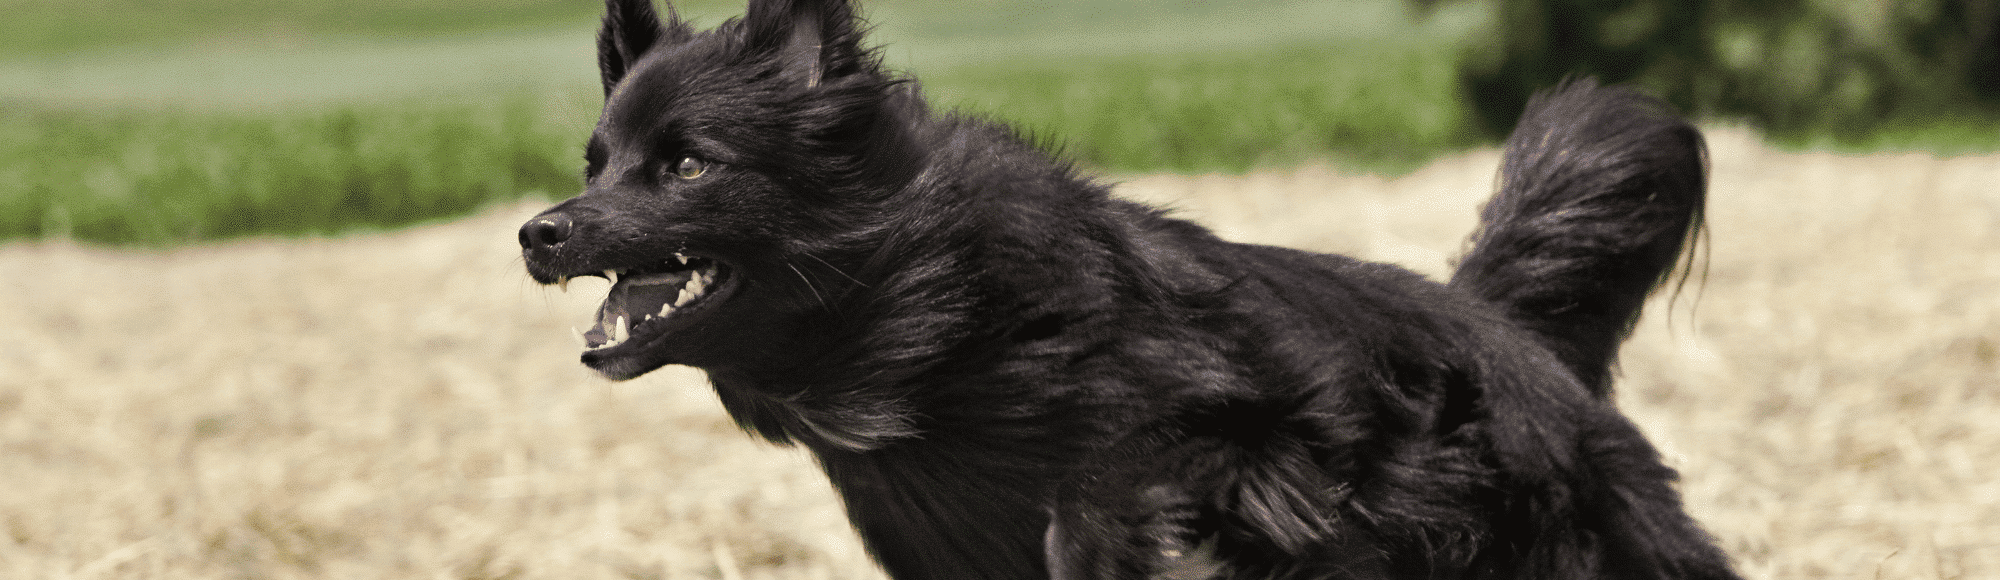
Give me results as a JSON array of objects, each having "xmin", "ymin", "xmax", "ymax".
[{"xmin": 520, "ymin": 214, "xmax": 574, "ymax": 251}]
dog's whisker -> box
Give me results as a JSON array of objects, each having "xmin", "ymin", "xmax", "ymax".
[
  {"xmin": 804, "ymin": 253, "xmax": 867, "ymax": 288},
  {"xmin": 787, "ymin": 261, "xmax": 831, "ymax": 311}
]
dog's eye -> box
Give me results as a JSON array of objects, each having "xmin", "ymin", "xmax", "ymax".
[{"xmin": 674, "ymin": 156, "xmax": 708, "ymax": 180}]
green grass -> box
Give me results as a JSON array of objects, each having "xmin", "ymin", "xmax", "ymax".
[
  {"xmin": 0, "ymin": 96, "xmax": 585, "ymax": 244},
  {"xmin": 1, "ymin": 36, "xmax": 1476, "ymax": 245},
  {"xmin": 0, "ymin": 0, "xmax": 599, "ymax": 59},
  {"xmin": 921, "ymin": 41, "xmax": 1478, "ymax": 174},
  {"xmin": 4, "ymin": 0, "xmax": 1996, "ymax": 246},
  {"xmin": 1765, "ymin": 109, "xmax": 2000, "ymax": 156},
  {"xmin": 3, "ymin": 0, "xmax": 1492, "ymax": 245}
]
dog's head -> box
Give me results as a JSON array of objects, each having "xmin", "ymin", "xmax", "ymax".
[{"xmin": 519, "ymin": 0, "xmax": 914, "ymax": 380}]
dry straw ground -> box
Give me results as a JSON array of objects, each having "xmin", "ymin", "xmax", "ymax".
[{"xmin": 2, "ymin": 128, "xmax": 1995, "ymax": 579}]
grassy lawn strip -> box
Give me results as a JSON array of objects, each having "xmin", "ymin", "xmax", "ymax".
[
  {"xmin": 2, "ymin": 0, "xmax": 1487, "ymax": 245},
  {"xmin": 1765, "ymin": 109, "xmax": 2000, "ymax": 157},
  {"xmin": 922, "ymin": 41, "xmax": 1479, "ymax": 174},
  {"xmin": 2, "ymin": 37, "xmax": 1480, "ymax": 245},
  {"xmin": 1, "ymin": 97, "xmax": 584, "ymax": 245},
  {"xmin": 0, "ymin": 0, "xmax": 600, "ymax": 59},
  {"xmin": 6, "ymin": 0, "xmax": 1991, "ymax": 246}
]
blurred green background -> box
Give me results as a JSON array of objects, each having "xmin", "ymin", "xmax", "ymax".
[{"xmin": 2, "ymin": 0, "xmax": 1995, "ymax": 245}]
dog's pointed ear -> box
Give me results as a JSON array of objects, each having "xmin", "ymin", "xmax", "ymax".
[
  {"xmin": 598, "ymin": 0, "xmax": 693, "ymax": 97},
  {"xmin": 743, "ymin": 0, "xmax": 871, "ymax": 89}
]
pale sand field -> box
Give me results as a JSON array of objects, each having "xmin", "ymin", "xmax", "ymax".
[{"xmin": 3, "ymin": 127, "xmax": 1995, "ymax": 579}]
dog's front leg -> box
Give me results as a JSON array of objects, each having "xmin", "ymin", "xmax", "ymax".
[
  {"xmin": 1043, "ymin": 427, "xmax": 1395, "ymax": 580},
  {"xmin": 1044, "ymin": 481, "xmax": 1218, "ymax": 580}
]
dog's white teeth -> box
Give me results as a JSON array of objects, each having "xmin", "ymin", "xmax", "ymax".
[
  {"xmin": 604, "ymin": 269, "xmax": 620, "ymax": 284},
  {"xmin": 658, "ymin": 302, "xmax": 675, "ymax": 317},
  {"xmin": 686, "ymin": 271, "xmax": 708, "ymax": 296},
  {"xmin": 613, "ymin": 316, "xmax": 629, "ymax": 344},
  {"xmin": 673, "ymin": 252, "xmax": 690, "ymax": 266},
  {"xmin": 557, "ymin": 276, "xmax": 571, "ymax": 293}
]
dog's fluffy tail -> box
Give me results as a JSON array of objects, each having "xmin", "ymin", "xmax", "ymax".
[{"xmin": 1450, "ymin": 78, "xmax": 1706, "ymax": 398}]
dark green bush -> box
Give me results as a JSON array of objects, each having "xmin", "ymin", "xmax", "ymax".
[{"xmin": 1456, "ymin": 0, "xmax": 2000, "ymax": 140}]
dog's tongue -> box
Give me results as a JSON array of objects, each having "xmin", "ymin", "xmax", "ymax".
[{"xmin": 582, "ymin": 270, "xmax": 694, "ymax": 347}]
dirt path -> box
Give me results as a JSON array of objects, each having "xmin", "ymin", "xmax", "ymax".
[{"xmin": 3, "ymin": 128, "xmax": 1995, "ymax": 579}]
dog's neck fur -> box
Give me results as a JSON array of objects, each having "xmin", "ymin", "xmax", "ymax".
[
  {"xmin": 705, "ymin": 145, "xmax": 1208, "ymax": 580},
  {"xmin": 699, "ymin": 94, "xmax": 1154, "ymax": 449}
]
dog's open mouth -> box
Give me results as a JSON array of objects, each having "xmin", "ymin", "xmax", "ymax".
[{"xmin": 565, "ymin": 252, "xmax": 732, "ymax": 351}]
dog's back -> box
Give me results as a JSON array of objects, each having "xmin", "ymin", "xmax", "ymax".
[
  {"xmin": 1450, "ymin": 79, "xmax": 1706, "ymax": 396},
  {"xmin": 1046, "ymin": 80, "xmax": 1733, "ymax": 580}
]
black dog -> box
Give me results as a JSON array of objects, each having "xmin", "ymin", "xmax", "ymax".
[{"xmin": 517, "ymin": 1, "xmax": 1741, "ymax": 578}]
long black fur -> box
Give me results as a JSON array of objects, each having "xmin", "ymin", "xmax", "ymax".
[
  {"xmin": 517, "ymin": 1, "xmax": 1742, "ymax": 579},
  {"xmin": 1449, "ymin": 79, "xmax": 1707, "ymax": 397}
]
